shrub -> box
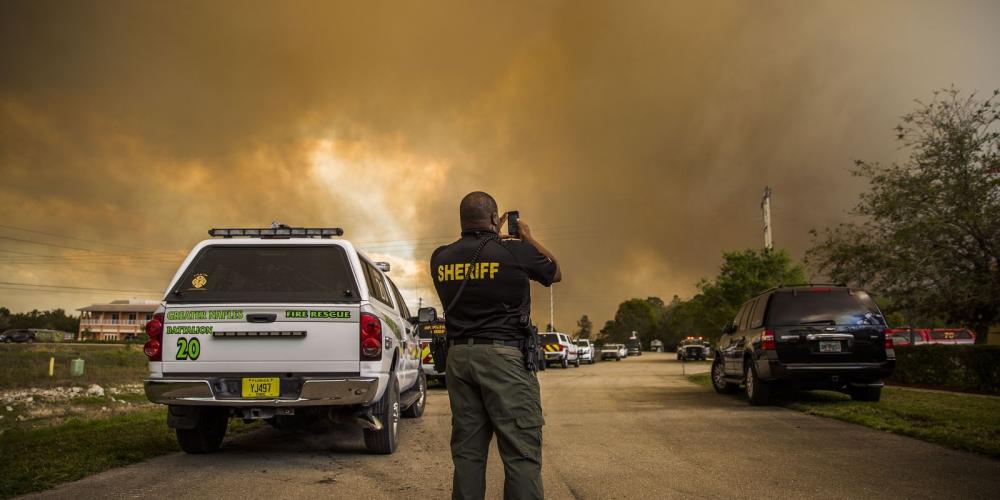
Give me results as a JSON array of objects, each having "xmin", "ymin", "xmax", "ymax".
[{"xmin": 892, "ymin": 345, "xmax": 1000, "ymax": 394}]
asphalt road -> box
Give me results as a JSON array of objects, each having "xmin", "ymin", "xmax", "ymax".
[{"xmin": 29, "ymin": 353, "xmax": 1000, "ymax": 499}]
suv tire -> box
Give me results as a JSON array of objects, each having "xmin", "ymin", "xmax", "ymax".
[
  {"xmin": 176, "ymin": 408, "xmax": 228, "ymax": 454},
  {"xmin": 561, "ymin": 357, "xmax": 569, "ymax": 369},
  {"xmin": 711, "ymin": 356, "xmax": 738, "ymax": 394},
  {"xmin": 364, "ymin": 376, "xmax": 400, "ymax": 454},
  {"xmin": 744, "ymin": 360, "xmax": 773, "ymax": 406},
  {"xmin": 574, "ymin": 356, "xmax": 581, "ymax": 368},
  {"xmin": 402, "ymin": 372, "xmax": 426, "ymax": 418},
  {"xmin": 850, "ymin": 386, "xmax": 882, "ymax": 402}
]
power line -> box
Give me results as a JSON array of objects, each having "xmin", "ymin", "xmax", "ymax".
[
  {"xmin": 0, "ymin": 224, "xmax": 152, "ymax": 251},
  {"xmin": 0, "ymin": 286, "xmax": 158, "ymax": 297},
  {"xmin": 0, "ymin": 281, "xmax": 162, "ymax": 294}
]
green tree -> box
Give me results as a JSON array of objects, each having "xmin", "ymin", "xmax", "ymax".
[
  {"xmin": 575, "ymin": 314, "xmax": 593, "ymax": 339},
  {"xmin": 662, "ymin": 249, "xmax": 805, "ymax": 343},
  {"xmin": 808, "ymin": 88, "xmax": 1000, "ymax": 343},
  {"xmin": 602, "ymin": 297, "xmax": 668, "ymax": 346}
]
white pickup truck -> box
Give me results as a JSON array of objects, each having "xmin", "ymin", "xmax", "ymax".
[{"xmin": 143, "ymin": 225, "xmax": 426, "ymax": 455}]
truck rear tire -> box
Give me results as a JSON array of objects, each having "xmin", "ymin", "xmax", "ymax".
[
  {"xmin": 364, "ymin": 376, "xmax": 400, "ymax": 454},
  {"xmin": 561, "ymin": 357, "xmax": 569, "ymax": 369},
  {"xmin": 574, "ymin": 357, "xmax": 580, "ymax": 367},
  {"xmin": 176, "ymin": 408, "xmax": 228, "ymax": 454}
]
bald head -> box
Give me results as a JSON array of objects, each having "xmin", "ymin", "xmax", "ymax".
[{"xmin": 460, "ymin": 191, "xmax": 499, "ymax": 231}]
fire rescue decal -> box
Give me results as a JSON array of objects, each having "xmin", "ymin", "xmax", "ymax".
[
  {"xmin": 544, "ymin": 344, "xmax": 562, "ymax": 352},
  {"xmin": 283, "ymin": 310, "xmax": 353, "ymax": 320}
]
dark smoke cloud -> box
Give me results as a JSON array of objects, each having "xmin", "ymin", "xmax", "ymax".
[{"xmin": 1, "ymin": 0, "xmax": 998, "ymax": 330}]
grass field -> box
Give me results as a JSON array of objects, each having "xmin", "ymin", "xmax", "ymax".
[
  {"xmin": 0, "ymin": 343, "xmax": 267, "ymax": 498},
  {"xmin": 687, "ymin": 372, "xmax": 1000, "ymax": 458},
  {"xmin": 0, "ymin": 344, "xmax": 147, "ymax": 389},
  {"xmin": 0, "ymin": 408, "xmax": 260, "ymax": 499}
]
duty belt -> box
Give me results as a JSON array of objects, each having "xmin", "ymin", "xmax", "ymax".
[{"xmin": 450, "ymin": 338, "xmax": 523, "ymax": 348}]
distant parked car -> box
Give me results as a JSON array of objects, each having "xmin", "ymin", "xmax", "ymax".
[
  {"xmin": 626, "ymin": 337, "xmax": 642, "ymax": 356},
  {"xmin": 600, "ymin": 344, "xmax": 623, "ymax": 361},
  {"xmin": 2, "ymin": 329, "xmax": 36, "ymax": 343},
  {"xmin": 575, "ymin": 339, "xmax": 596, "ymax": 364},
  {"xmin": 928, "ymin": 328, "xmax": 976, "ymax": 345}
]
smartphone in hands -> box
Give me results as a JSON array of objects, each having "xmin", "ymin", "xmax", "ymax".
[{"xmin": 507, "ymin": 210, "xmax": 520, "ymax": 238}]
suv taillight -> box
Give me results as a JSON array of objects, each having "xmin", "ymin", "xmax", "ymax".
[
  {"xmin": 760, "ymin": 329, "xmax": 776, "ymax": 350},
  {"xmin": 360, "ymin": 313, "xmax": 383, "ymax": 361},
  {"xmin": 143, "ymin": 313, "xmax": 164, "ymax": 361},
  {"xmin": 883, "ymin": 329, "xmax": 895, "ymax": 359}
]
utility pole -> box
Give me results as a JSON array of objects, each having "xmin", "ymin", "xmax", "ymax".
[
  {"xmin": 549, "ymin": 287, "xmax": 555, "ymax": 332},
  {"xmin": 550, "ymin": 286, "xmax": 555, "ymax": 333},
  {"xmin": 761, "ymin": 186, "xmax": 773, "ymax": 253},
  {"xmin": 418, "ymin": 297, "xmax": 423, "ymax": 310}
]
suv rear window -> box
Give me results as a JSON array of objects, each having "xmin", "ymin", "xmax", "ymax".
[
  {"xmin": 766, "ymin": 290, "xmax": 885, "ymax": 326},
  {"xmin": 169, "ymin": 245, "xmax": 360, "ymax": 303},
  {"xmin": 540, "ymin": 333, "xmax": 559, "ymax": 343}
]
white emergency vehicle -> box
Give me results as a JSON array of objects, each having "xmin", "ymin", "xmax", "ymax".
[
  {"xmin": 143, "ymin": 225, "xmax": 426, "ymax": 455},
  {"xmin": 540, "ymin": 332, "xmax": 580, "ymax": 368},
  {"xmin": 416, "ymin": 320, "xmax": 446, "ymax": 382}
]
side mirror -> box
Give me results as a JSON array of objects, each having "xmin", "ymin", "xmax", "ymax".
[
  {"xmin": 374, "ymin": 262, "xmax": 391, "ymax": 273},
  {"xmin": 417, "ymin": 307, "xmax": 438, "ymax": 323}
]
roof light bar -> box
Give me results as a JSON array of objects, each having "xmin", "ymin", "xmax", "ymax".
[{"xmin": 208, "ymin": 227, "xmax": 344, "ymax": 238}]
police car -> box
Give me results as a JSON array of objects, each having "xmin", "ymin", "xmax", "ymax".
[{"xmin": 142, "ymin": 225, "xmax": 426, "ymax": 455}]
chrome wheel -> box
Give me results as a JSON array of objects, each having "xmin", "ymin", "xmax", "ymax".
[
  {"xmin": 391, "ymin": 400, "xmax": 400, "ymax": 439},
  {"xmin": 712, "ymin": 359, "xmax": 726, "ymax": 388}
]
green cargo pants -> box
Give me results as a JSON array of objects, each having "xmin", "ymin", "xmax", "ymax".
[{"xmin": 447, "ymin": 342, "xmax": 544, "ymax": 500}]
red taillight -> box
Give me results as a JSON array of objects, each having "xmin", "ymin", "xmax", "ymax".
[
  {"xmin": 560, "ymin": 344, "xmax": 566, "ymax": 351},
  {"xmin": 760, "ymin": 329, "xmax": 776, "ymax": 350},
  {"xmin": 143, "ymin": 313, "xmax": 164, "ymax": 361},
  {"xmin": 360, "ymin": 313, "xmax": 383, "ymax": 361},
  {"xmin": 883, "ymin": 330, "xmax": 895, "ymax": 358}
]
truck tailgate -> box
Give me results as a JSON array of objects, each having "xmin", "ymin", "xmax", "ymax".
[{"xmin": 162, "ymin": 304, "xmax": 360, "ymax": 374}]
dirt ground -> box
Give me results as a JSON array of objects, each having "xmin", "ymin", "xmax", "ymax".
[{"xmin": 26, "ymin": 353, "xmax": 1000, "ymax": 499}]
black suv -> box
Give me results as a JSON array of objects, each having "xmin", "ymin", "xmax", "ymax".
[{"xmin": 711, "ymin": 285, "xmax": 894, "ymax": 405}]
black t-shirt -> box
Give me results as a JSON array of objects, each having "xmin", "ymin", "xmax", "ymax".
[{"xmin": 431, "ymin": 230, "xmax": 557, "ymax": 341}]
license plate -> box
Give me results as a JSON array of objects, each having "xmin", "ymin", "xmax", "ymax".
[
  {"xmin": 819, "ymin": 341, "xmax": 842, "ymax": 353},
  {"xmin": 242, "ymin": 377, "xmax": 280, "ymax": 398}
]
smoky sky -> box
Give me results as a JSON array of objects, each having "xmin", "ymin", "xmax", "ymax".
[{"xmin": 1, "ymin": 0, "xmax": 998, "ymax": 329}]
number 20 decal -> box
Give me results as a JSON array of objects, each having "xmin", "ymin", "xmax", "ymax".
[{"xmin": 176, "ymin": 337, "xmax": 201, "ymax": 361}]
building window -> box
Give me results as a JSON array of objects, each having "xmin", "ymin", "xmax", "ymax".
[
  {"xmin": 145, "ymin": 313, "xmax": 153, "ymax": 321},
  {"xmin": 110, "ymin": 313, "xmax": 119, "ymax": 325},
  {"xmin": 128, "ymin": 313, "xmax": 137, "ymax": 324}
]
